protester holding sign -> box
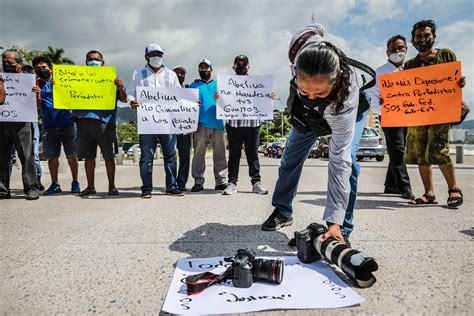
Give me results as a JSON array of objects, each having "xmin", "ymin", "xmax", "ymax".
[
  {"xmin": 217, "ymin": 55, "xmax": 268, "ymax": 196},
  {"xmin": 403, "ymin": 20, "xmax": 465, "ymax": 208},
  {"xmin": 0, "ymin": 51, "xmax": 39, "ymax": 200},
  {"xmin": 261, "ymin": 24, "xmax": 367, "ymax": 244},
  {"xmin": 368, "ymin": 35, "xmax": 414, "ymax": 200},
  {"xmin": 32, "ymin": 56, "xmax": 80, "ymax": 195},
  {"xmin": 173, "ymin": 66, "xmax": 192, "ymax": 191},
  {"xmin": 127, "ymin": 43, "xmax": 182, "ymax": 198},
  {"xmin": 71, "ymin": 50, "xmax": 127, "ymax": 196},
  {"xmin": 190, "ymin": 58, "xmax": 228, "ymax": 193}
]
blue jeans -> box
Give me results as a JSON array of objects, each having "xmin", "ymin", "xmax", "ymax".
[
  {"xmin": 342, "ymin": 111, "xmax": 367, "ymax": 236},
  {"xmin": 139, "ymin": 134, "xmax": 177, "ymax": 193},
  {"xmin": 271, "ymin": 111, "xmax": 367, "ymax": 236}
]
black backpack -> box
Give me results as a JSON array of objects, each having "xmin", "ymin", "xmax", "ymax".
[{"xmin": 288, "ymin": 58, "xmax": 376, "ymax": 136}]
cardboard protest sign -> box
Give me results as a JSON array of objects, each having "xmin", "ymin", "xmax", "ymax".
[
  {"xmin": 53, "ymin": 64, "xmax": 117, "ymax": 110},
  {"xmin": 380, "ymin": 61, "xmax": 462, "ymax": 127},
  {"xmin": 217, "ymin": 75, "xmax": 273, "ymax": 120},
  {"xmin": 0, "ymin": 73, "xmax": 37, "ymax": 122},
  {"xmin": 137, "ymin": 87, "xmax": 199, "ymax": 134},
  {"xmin": 162, "ymin": 256, "xmax": 364, "ymax": 314}
]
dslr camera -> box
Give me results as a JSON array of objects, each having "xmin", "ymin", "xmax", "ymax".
[
  {"xmin": 227, "ymin": 249, "xmax": 284, "ymax": 288},
  {"xmin": 295, "ymin": 223, "xmax": 378, "ymax": 287}
]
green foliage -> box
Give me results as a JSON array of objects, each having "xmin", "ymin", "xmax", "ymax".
[
  {"xmin": 1, "ymin": 45, "xmax": 75, "ymax": 65},
  {"xmin": 1, "ymin": 46, "xmax": 46, "ymax": 63},
  {"xmin": 116, "ymin": 122, "xmax": 139, "ymax": 146},
  {"xmin": 259, "ymin": 109, "xmax": 290, "ymax": 143},
  {"xmin": 44, "ymin": 46, "xmax": 75, "ymax": 65}
]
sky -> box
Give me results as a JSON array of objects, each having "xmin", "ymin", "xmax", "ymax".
[{"xmin": 1, "ymin": 0, "xmax": 473, "ymax": 118}]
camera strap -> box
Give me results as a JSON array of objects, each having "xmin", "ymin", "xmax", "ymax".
[{"xmin": 185, "ymin": 267, "xmax": 232, "ymax": 295}]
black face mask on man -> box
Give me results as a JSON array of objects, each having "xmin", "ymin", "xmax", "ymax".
[
  {"xmin": 2, "ymin": 63, "xmax": 17, "ymax": 73},
  {"xmin": 36, "ymin": 69, "xmax": 51, "ymax": 80},
  {"xmin": 235, "ymin": 65, "xmax": 248, "ymax": 75},
  {"xmin": 414, "ymin": 39, "xmax": 434, "ymax": 53},
  {"xmin": 199, "ymin": 70, "xmax": 211, "ymax": 81}
]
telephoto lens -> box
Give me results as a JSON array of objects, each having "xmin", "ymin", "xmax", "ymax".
[
  {"xmin": 294, "ymin": 223, "xmax": 378, "ymax": 288},
  {"xmin": 252, "ymin": 258, "xmax": 284, "ymax": 284},
  {"xmin": 314, "ymin": 235, "xmax": 378, "ymax": 288}
]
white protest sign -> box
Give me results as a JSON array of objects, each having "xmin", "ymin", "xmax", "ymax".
[
  {"xmin": 137, "ymin": 87, "xmax": 199, "ymax": 134},
  {"xmin": 162, "ymin": 256, "xmax": 364, "ymax": 314},
  {"xmin": 217, "ymin": 74, "xmax": 273, "ymax": 120},
  {"xmin": 0, "ymin": 73, "xmax": 37, "ymax": 122}
]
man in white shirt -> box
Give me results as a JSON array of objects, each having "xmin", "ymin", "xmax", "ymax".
[
  {"xmin": 368, "ymin": 35, "xmax": 414, "ymax": 200},
  {"xmin": 127, "ymin": 43, "xmax": 182, "ymax": 198}
]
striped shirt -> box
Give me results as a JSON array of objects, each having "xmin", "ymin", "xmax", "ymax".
[{"xmin": 226, "ymin": 118, "xmax": 263, "ymax": 128}]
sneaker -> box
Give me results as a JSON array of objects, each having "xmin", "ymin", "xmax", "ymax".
[
  {"xmin": 0, "ymin": 190, "xmax": 11, "ymax": 199},
  {"xmin": 108, "ymin": 187, "xmax": 120, "ymax": 196},
  {"xmin": 178, "ymin": 186, "xmax": 188, "ymax": 192},
  {"xmin": 44, "ymin": 182, "xmax": 62, "ymax": 195},
  {"xmin": 71, "ymin": 180, "xmax": 81, "ymax": 193},
  {"xmin": 223, "ymin": 183, "xmax": 237, "ymax": 195},
  {"xmin": 261, "ymin": 208, "xmax": 293, "ymax": 231},
  {"xmin": 166, "ymin": 188, "xmax": 184, "ymax": 196},
  {"xmin": 384, "ymin": 187, "xmax": 400, "ymax": 194},
  {"xmin": 252, "ymin": 182, "xmax": 268, "ymax": 195},
  {"xmin": 141, "ymin": 191, "xmax": 152, "ymax": 199},
  {"xmin": 401, "ymin": 187, "xmax": 415, "ymax": 200},
  {"xmin": 215, "ymin": 184, "xmax": 228, "ymax": 191},
  {"xmin": 26, "ymin": 189, "xmax": 39, "ymax": 200},
  {"xmin": 78, "ymin": 188, "xmax": 96, "ymax": 197},
  {"xmin": 191, "ymin": 184, "xmax": 204, "ymax": 192}
]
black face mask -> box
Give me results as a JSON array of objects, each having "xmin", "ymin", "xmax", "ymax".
[
  {"xmin": 36, "ymin": 69, "xmax": 51, "ymax": 80},
  {"xmin": 414, "ymin": 39, "xmax": 434, "ymax": 53},
  {"xmin": 2, "ymin": 63, "xmax": 17, "ymax": 73},
  {"xmin": 177, "ymin": 75, "xmax": 185, "ymax": 85},
  {"xmin": 199, "ymin": 70, "xmax": 211, "ymax": 81},
  {"xmin": 295, "ymin": 82, "xmax": 338, "ymax": 112},
  {"xmin": 235, "ymin": 65, "xmax": 248, "ymax": 75}
]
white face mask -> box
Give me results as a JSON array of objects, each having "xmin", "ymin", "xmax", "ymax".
[
  {"xmin": 148, "ymin": 56, "xmax": 163, "ymax": 68},
  {"xmin": 389, "ymin": 52, "xmax": 405, "ymax": 64}
]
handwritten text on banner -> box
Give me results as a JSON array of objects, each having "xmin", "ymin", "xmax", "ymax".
[
  {"xmin": 162, "ymin": 256, "xmax": 364, "ymax": 314},
  {"xmin": 380, "ymin": 61, "xmax": 462, "ymax": 127},
  {"xmin": 217, "ymin": 75, "xmax": 273, "ymax": 120},
  {"xmin": 0, "ymin": 73, "xmax": 37, "ymax": 122},
  {"xmin": 137, "ymin": 87, "xmax": 199, "ymax": 135},
  {"xmin": 53, "ymin": 64, "xmax": 117, "ymax": 110}
]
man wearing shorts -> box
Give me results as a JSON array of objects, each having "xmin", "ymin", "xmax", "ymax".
[
  {"xmin": 32, "ymin": 56, "xmax": 80, "ymax": 195},
  {"xmin": 71, "ymin": 50, "xmax": 127, "ymax": 196}
]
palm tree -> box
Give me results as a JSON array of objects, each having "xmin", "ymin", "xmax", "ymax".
[{"xmin": 45, "ymin": 46, "xmax": 74, "ymax": 65}]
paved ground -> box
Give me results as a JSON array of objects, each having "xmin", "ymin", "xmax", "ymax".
[{"xmin": 1, "ymin": 154, "xmax": 473, "ymax": 315}]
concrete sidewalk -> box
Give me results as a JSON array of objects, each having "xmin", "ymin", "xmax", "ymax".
[{"xmin": 1, "ymin": 155, "xmax": 473, "ymax": 314}]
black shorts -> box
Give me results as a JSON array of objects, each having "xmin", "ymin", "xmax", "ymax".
[{"xmin": 76, "ymin": 118, "xmax": 117, "ymax": 160}]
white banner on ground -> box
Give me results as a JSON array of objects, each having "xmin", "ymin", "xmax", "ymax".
[
  {"xmin": 216, "ymin": 74, "xmax": 273, "ymax": 120},
  {"xmin": 137, "ymin": 86, "xmax": 199, "ymax": 134},
  {"xmin": 0, "ymin": 73, "xmax": 37, "ymax": 122},
  {"xmin": 162, "ymin": 256, "xmax": 364, "ymax": 314}
]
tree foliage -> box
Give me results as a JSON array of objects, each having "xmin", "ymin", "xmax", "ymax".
[
  {"xmin": 44, "ymin": 46, "xmax": 75, "ymax": 65},
  {"xmin": 116, "ymin": 122, "xmax": 139, "ymax": 146},
  {"xmin": 0, "ymin": 45, "xmax": 75, "ymax": 65}
]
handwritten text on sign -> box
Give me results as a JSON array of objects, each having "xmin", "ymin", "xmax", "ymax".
[
  {"xmin": 53, "ymin": 64, "xmax": 117, "ymax": 110},
  {"xmin": 0, "ymin": 73, "xmax": 37, "ymax": 122},
  {"xmin": 137, "ymin": 87, "xmax": 199, "ymax": 134},
  {"xmin": 217, "ymin": 75, "xmax": 273, "ymax": 120},
  {"xmin": 380, "ymin": 61, "xmax": 462, "ymax": 127},
  {"xmin": 162, "ymin": 256, "xmax": 364, "ymax": 314}
]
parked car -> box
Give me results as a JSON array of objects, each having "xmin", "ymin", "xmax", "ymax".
[
  {"xmin": 258, "ymin": 144, "xmax": 266, "ymax": 154},
  {"xmin": 356, "ymin": 127, "xmax": 385, "ymax": 161},
  {"xmin": 308, "ymin": 137, "xmax": 321, "ymax": 158},
  {"xmin": 263, "ymin": 142, "xmax": 273, "ymax": 156},
  {"xmin": 313, "ymin": 136, "xmax": 330, "ymax": 159},
  {"xmin": 127, "ymin": 144, "xmax": 141, "ymax": 158},
  {"xmin": 273, "ymin": 141, "xmax": 286, "ymax": 158}
]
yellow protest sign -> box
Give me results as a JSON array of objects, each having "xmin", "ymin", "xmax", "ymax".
[{"xmin": 53, "ymin": 64, "xmax": 117, "ymax": 110}]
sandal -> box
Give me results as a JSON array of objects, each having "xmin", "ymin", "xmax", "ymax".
[
  {"xmin": 408, "ymin": 194, "xmax": 438, "ymax": 205},
  {"xmin": 108, "ymin": 187, "xmax": 120, "ymax": 196},
  {"xmin": 447, "ymin": 188, "xmax": 463, "ymax": 208}
]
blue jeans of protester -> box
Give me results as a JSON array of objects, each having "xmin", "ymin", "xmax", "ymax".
[
  {"xmin": 139, "ymin": 134, "xmax": 177, "ymax": 193},
  {"xmin": 271, "ymin": 112, "xmax": 367, "ymax": 236}
]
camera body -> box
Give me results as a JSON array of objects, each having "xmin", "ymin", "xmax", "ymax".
[
  {"xmin": 229, "ymin": 249, "xmax": 284, "ymax": 288},
  {"xmin": 295, "ymin": 222, "xmax": 327, "ymax": 263},
  {"xmin": 294, "ymin": 223, "xmax": 378, "ymax": 288},
  {"xmin": 231, "ymin": 249, "xmax": 256, "ymax": 288}
]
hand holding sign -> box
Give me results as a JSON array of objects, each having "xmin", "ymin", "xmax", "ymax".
[
  {"xmin": 380, "ymin": 61, "xmax": 462, "ymax": 127},
  {"xmin": 217, "ymin": 75, "xmax": 273, "ymax": 120}
]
